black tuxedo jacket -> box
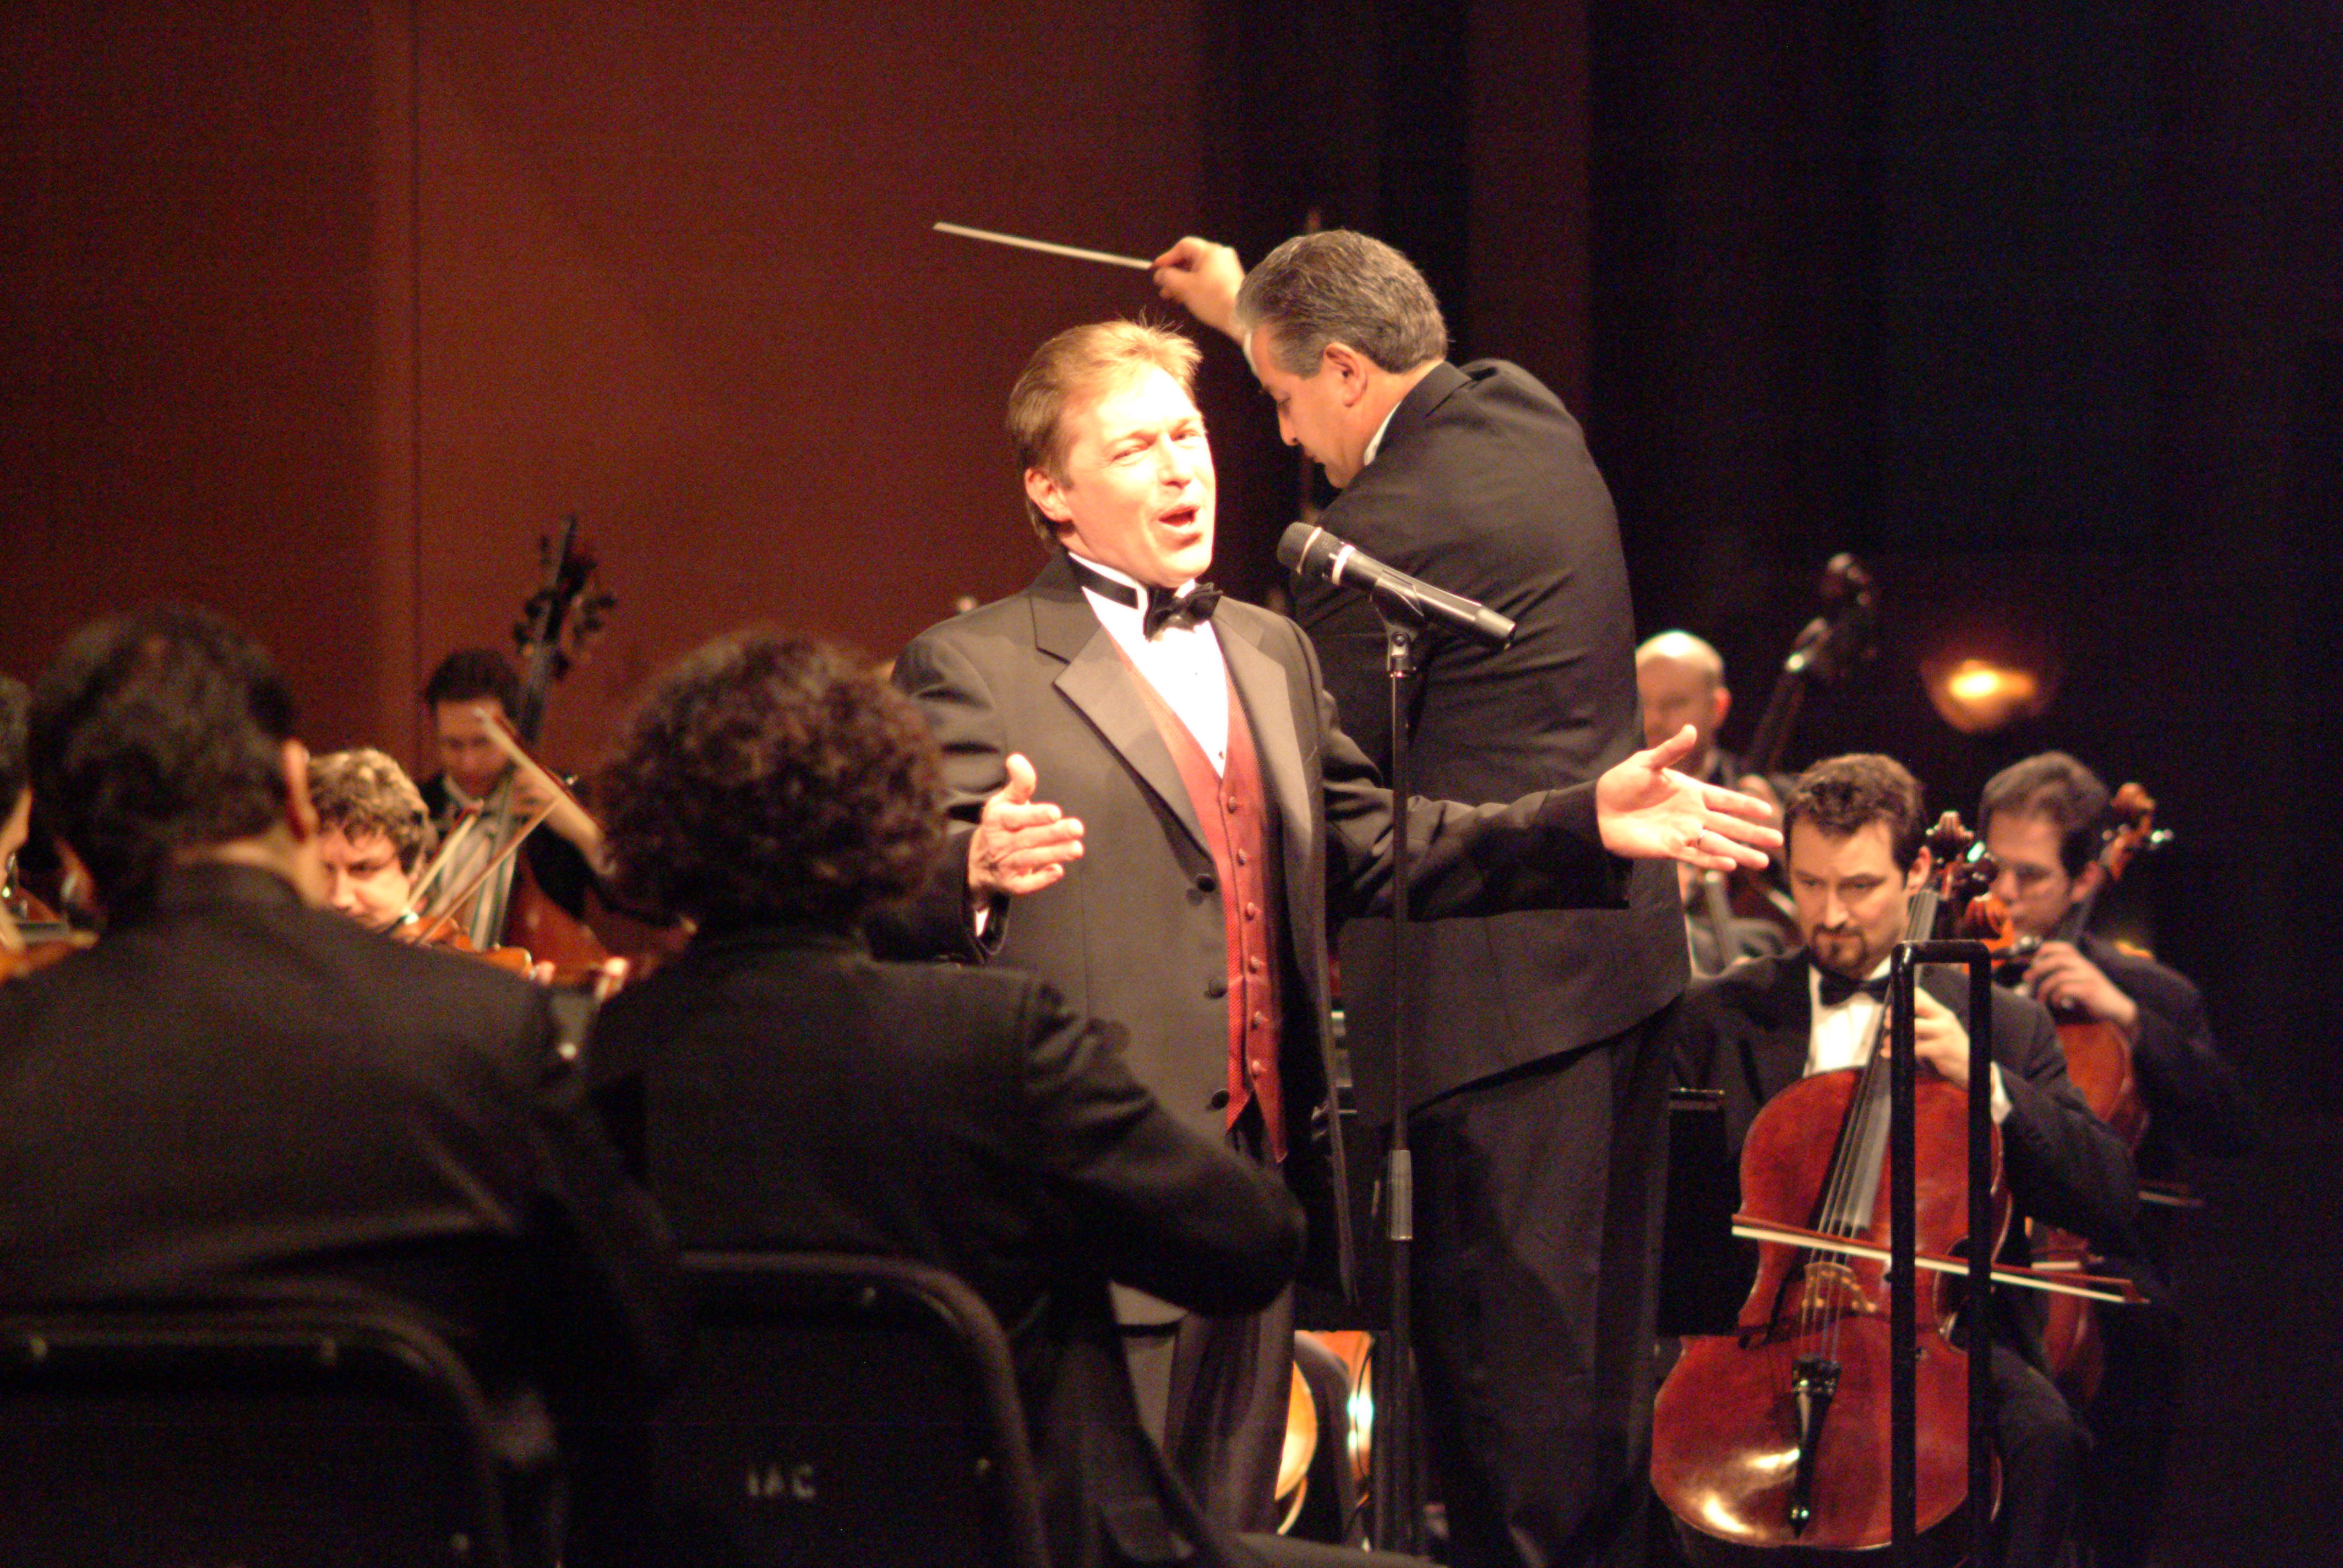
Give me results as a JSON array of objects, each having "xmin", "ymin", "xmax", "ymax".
[
  {"xmin": 2079, "ymin": 933, "xmax": 2254, "ymax": 1173},
  {"xmin": 1292, "ymin": 359, "xmax": 1687, "ymax": 1115},
  {"xmin": 889, "ymin": 551, "xmax": 1633, "ymax": 1298},
  {"xmin": 0, "ymin": 863, "xmax": 685, "ymax": 1474},
  {"xmin": 585, "ymin": 929, "xmax": 1305, "ymax": 1568},
  {"xmin": 1673, "ymin": 951, "xmax": 2144, "ymax": 1336}
]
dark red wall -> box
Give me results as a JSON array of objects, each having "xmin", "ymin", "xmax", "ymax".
[
  {"xmin": 0, "ymin": 3, "xmax": 396, "ymax": 749},
  {"xmin": 4, "ymin": 0, "xmax": 1212, "ymax": 775}
]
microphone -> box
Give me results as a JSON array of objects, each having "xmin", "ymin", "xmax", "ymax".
[{"xmin": 1277, "ymin": 523, "xmax": 1517, "ymax": 647}]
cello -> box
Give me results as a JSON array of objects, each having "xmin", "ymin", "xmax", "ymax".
[
  {"xmin": 1652, "ymin": 814, "xmax": 2012, "ymax": 1560},
  {"xmin": 1997, "ymin": 783, "xmax": 2164, "ymax": 1402}
]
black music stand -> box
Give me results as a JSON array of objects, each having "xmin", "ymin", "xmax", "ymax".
[{"xmin": 1887, "ymin": 941, "xmax": 1997, "ymax": 1568}]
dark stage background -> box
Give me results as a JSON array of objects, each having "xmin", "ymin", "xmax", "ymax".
[{"xmin": 3, "ymin": 3, "xmax": 2334, "ymax": 1559}]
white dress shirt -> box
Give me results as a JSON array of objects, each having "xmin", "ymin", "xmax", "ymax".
[
  {"xmin": 1806, "ymin": 960, "xmax": 2012, "ymax": 1121},
  {"xmin": 1069, "ymin": 552, "xmax": 1230, "ymax": 775}
]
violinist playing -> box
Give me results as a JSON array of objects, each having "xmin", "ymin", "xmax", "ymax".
[
  {"xmin": 1668, "ymin": 754, "xmax": 2140, "ymax": 1568},
  {"xmin": 308, "ymin": 747, "xmax": 435, "ymax": 935},
  {"xmin": 1979, "ymin": 753, "xmax": 2254, "ymax": 1568}
]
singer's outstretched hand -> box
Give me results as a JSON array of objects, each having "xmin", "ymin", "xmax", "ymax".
[
  {"xmin": 968, "ymin": 752, "xmax": 1085, "ymax": 897},
  {"xmin": 1594, "ymin": 726, "xmax": 1783, "ymax": 871}
]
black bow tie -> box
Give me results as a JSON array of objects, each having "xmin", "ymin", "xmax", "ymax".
[
  {"xmin": 1144, "ymin": 582, "xmax": 1221, "ymax": 638},
  {"xmin": 1817, "ymin": 970, "xmax": 1893, "ymax": 1008},
  {"xmin": 1067, "ymin": 556, "xmax": 1221, "ymax": 639}
]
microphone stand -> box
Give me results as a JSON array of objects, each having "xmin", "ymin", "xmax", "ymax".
[{"xmin": 1370, "ymin": 583, "xmax": 1427, "ymax": 1556}]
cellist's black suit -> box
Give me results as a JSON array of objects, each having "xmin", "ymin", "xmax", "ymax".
[
  {"xmin": 1669, "ymin": 951, "xmax": 2142, "ymax": 1568},
  {"xmin": 1290, "ymin": 358, "xmax": 1686, "ymax": 1568}
]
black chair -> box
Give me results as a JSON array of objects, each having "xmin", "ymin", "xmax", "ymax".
[
  {"xmin": 0, "ymin": 1302, "xmax": 514, "ymax": 1567},
  {"xmin": 646, "ymin": 1251, "xmax": 1050, "ymax": 1568}
]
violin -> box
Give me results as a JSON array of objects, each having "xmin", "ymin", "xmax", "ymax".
[
  {"xmin": 0, "ymin": 923, "xmax": 94, "ymax": 983},
  {"xmin": 1994, "ymin": 783, "xmax": 2165, "ymax": 1402},
  {"xmin": 1652, "ymin": 814, "xmax": 2017, "ymax": 1559},
  {"xmin": 390, "ymin": 912, "xmax": 538, "ymax": 978},
  {"xmin": 0, "ymin": 880, "xmax": 94, "ymax": 982}
]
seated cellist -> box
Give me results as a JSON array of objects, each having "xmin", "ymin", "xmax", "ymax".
[
  {"xmin": 1979, "ymin": 752, "xmax": 2254, "ymax": 1568},
  {"xmin": 1668, "ymin": 753, "xmax": 2139, "ymax": 1568}
]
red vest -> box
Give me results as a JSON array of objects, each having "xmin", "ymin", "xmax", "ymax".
[{"xmin": 1119, "ymin": 658, "xmax": 1287, "ymax": 1161}]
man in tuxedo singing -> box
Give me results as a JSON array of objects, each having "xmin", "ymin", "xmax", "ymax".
[{"xmin": 886, "ymin": 319, "xmax": 1781, "ymax": 1532}]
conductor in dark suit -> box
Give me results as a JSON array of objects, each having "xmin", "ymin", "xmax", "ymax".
[
  {"xmin": 1154, "ymin": 228, "xmax": 1687, "ymax": 1566},
  {"xmin": 886, "ymin": 319, "xmax": 1781, "ymax": 1531},
  {"xmin": 0, "ymin": 605, "xmax": 684, "ymax": 1565},
  {"xmin": 1670, "ymin": 754, "xmax": 2139, "ymax": 1568},
  {"xmin": 584, "ymin": 627, "xmax": 1426, "ymax": 1568}
]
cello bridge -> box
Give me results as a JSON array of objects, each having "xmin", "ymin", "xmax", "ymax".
[{"xmin": 1797, "ymin": 1261, "xmax": 1876, "ymax": 1319}]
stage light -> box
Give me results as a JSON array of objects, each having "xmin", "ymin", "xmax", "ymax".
[{"xmin": 1925, "ymin": 657, "xmax": 2048, "ymax": 733}]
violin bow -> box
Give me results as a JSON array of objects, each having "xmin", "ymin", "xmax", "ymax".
[
  {"xmin": 476, "ymin": 706, "xmax": 606, "ymax": 861},
  {"xmin": 1730, "ymin": 1213, "xmax": 2146, "ymax": 1305},
  {"xmin": 400, "ymin": 806, "xmax": 485, "ymax": 925},
  {"xmin": 408, "ymin": 792, "xmax": 562, "ymax": 948}
]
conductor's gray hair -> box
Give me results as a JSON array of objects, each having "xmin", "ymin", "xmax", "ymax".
[{"xmin": 1235, "ymin": 230, "xmax": 1448, "ymax": 377}]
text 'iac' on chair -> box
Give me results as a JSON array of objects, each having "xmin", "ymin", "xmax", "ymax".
[{"xmin": 647, "ymin": 1251, "xmax": 1050, "ymax": 1568}]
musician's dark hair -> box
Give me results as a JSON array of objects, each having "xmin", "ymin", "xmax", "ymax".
[
  {"xmin": 0, "ymin": 673, "xmax": 28, "ymax": 815},
  {"xmin": 1235, "ymin": 229, "xmax": 1449, "ymax": 377},
  {"xmin": 29, "ymin": 605, "xmax": 298, "ymax": 916},
  {"xmin": 597, "ymin": 629, "xmax": 942, "ymax": 933},
  {"xmin": 308, "ymin": 748, "xmax": 435, "ymax": 873},
  {"xmin": 1979, "ymin": 752, "xmax": 2108, "ymax": 876},
  {"xmin": 1785, "ymin": 753, "xmax": 1928, "ymax": 870},
  {"xmin": 421, "ymin": 647, "xmax": 522, "ymax": 715},
  {"xmin": 1008, "ymin": 319, "xmax": 1202, "ymax": 543}
]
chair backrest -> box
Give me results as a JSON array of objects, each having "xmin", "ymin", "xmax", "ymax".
[
  {"xmin": 0, "ymin": 1302, "xmax": 514, "ymax": 1568},
  {"xmin": 650, "ymin": 1251, "xmax": 1050, "ymax": 1568}
]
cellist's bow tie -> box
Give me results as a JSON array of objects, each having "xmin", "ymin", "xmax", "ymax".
[{"xmin": 1818, "ymin": 971, "xmax": 1893, "ymax": 1008}]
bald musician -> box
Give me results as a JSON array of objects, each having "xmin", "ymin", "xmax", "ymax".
[{"xmin": 1636, "ymin": 632, "xmax": 1742, "ymax": 789}]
